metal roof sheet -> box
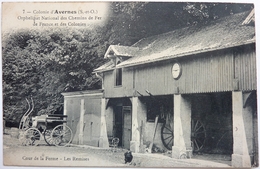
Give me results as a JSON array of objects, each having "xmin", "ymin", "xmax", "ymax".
[{"xmin": 95, "ymin": 10, "xmax": 255, "ymax": 72}]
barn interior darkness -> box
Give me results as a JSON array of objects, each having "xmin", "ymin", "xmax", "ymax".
[
  {"xmin": 191, "ymin": 92, "xmax": 233, "ymax": 154},
  {"xmin": 139, "ymin": 95, "xmax": 173, "ymax": 123},
  {"xmin": 137, "ymin": 93, "xmax": 234, "ymax": 154}
]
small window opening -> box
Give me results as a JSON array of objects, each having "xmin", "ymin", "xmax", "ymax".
[
  {"xmin": 115, "ymin": 68, "xmax": 122, "ymax": 86},
  {"xmin": 115, "ymin": 61, "xmax": 122, "ymax": 86}
]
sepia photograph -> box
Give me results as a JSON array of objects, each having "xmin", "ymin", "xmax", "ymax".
[{"xmin": 1, "ymin": 1, "xmax": 258, "ymax": 168}]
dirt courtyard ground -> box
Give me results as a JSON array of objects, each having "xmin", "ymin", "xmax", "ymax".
[{"xmin": 3, "ymin": 128, "xmax": 231, "ymax": 168}]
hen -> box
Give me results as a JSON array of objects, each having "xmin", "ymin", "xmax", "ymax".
[{"xmin": 124, "ymin": 150, "xmax": 133, "ymax": 164}]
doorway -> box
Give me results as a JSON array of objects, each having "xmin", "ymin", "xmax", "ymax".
[
  {"xmin": 114, "ymin": 105, "xmax": 132, "ymax": 149},
  {"xmin": 122, "ymin": 106, "xmax": 131, "ymax": 149},
  {"xmin": 114, "ymin": 106, "xmax": 123, "ymax": 147}
]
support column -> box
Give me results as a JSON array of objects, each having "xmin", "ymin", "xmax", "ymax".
[
  {"xmin": 63, "ymin": 99, "xmax": 67, "ymax": 116},
  {"xmin": 99, "ymin": 98, "xmax": 109, "ymax": 148},
  {"xmin": 130, "ymin": 97, "xmax": 140, "ymax": 153},
  {"xmin": 232, "ymin": 91, "xmax": 251, "ymax": 167},
  {"xmin": 172, "ymin": 94, "xmax": 192, "ymax": 158},
  {"xmin": 78, "ymin": 98, "xmax": 84, "ymax": 144}
]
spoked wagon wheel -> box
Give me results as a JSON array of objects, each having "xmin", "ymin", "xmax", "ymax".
[
  {"xmin": 191, "ymin": 119, "xmax": 206, "ymax": 152},
  {"xmin": 51, "ymin": 124, "xmax": 72, "ymax": 147},
  {"xmin": 23, "ymin": 128, "xmax": 42, "ymax": 146},
  {"xmin": 43, "ymin": 129, "xmax": 54, "ymax": 146},
  {"xmin": 161, "ymin": 121, "xmax": 174, "ymax": 150}
]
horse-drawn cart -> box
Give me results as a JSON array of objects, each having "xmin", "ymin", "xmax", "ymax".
[{"xmin": 19, "ymin": 98, "xmax": 73, "ymax": 147}]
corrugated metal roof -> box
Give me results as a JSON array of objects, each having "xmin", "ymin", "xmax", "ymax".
[{"xmin": 95, "ymin": 10, "xmax": 255, "ymax": 72}]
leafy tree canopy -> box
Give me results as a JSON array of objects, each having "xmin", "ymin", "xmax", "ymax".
[
  {"xmin": 3, "ymin": 28, "xmax": 106, "ymax": 125},
  {"xmin": 106, "ymin": 2, "xmax": 253, "ymax": 45}
]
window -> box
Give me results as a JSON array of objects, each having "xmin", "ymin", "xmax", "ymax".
[
  {"xmin": 115, "ymin": 61, "xmax": 122, "ymax": 86},
  {"xmin": 115, "ymin": 68, "xmax": 122, "ymax": 86}
]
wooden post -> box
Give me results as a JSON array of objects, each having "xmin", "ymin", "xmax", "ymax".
[{"xmin": 148, "ymin": 115, "xmax": 159, "ymax": 153}]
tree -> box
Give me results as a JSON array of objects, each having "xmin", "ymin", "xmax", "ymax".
[
  {"xmin": 105, "ymin": 2, "xmax": 253, "ymax": 45},
  {"xmin": 2, "ymin": 28, "xmax": 106, "ymax": 125}
]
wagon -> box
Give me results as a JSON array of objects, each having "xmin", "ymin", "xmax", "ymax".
[
  {"xmin": 161, "ymin": 112, "xmax": 206, "ymax": 152},
  {"xmin": 19, "ymin": 98, "xmax": 73, "ymax": 147}
]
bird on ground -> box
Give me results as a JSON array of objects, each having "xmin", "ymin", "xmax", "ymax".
[{"xmin": 124, "ymin": 150, "xmax": 133, "ymax": 164}]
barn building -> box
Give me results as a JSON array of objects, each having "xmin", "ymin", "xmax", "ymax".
[
  {"xmin": 62, "ymin": 90, "xmax": 103, "ymax": 146},
  {"xmin": 62, "ymin": 9, "xmax": 257, "ymax": 167}
]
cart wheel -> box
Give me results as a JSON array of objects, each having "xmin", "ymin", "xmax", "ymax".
[
  {"xmin": 23, "ymin": 128, "xmax": 42, "ymax": 146},
  {"xmin": 191, "ymin": 119, "xmax": 206, "ymax": 152},
  {"xmin": 43, "ymin": 129, "xmax": 54, "ymax": 146},
  {"xmin": 51, "ymin": 124, "xmax": 72, "ymax": 147},
  {"xmin": 161, "ymin": 122, "xmax": 174, "ymax": 150}
]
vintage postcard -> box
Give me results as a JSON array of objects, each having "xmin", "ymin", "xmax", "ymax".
[{"xmin": 2, "ymin": 1, "xmax": 258, "ymax": 168}]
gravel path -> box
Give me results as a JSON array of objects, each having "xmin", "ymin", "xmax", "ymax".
[
  {"xmin": 3, "ymin": 134, "xmax": 126, "ymax": 167},
  {"xmin": 3, "ymin": 132, "xmax": 231, "ymax": 168}
]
